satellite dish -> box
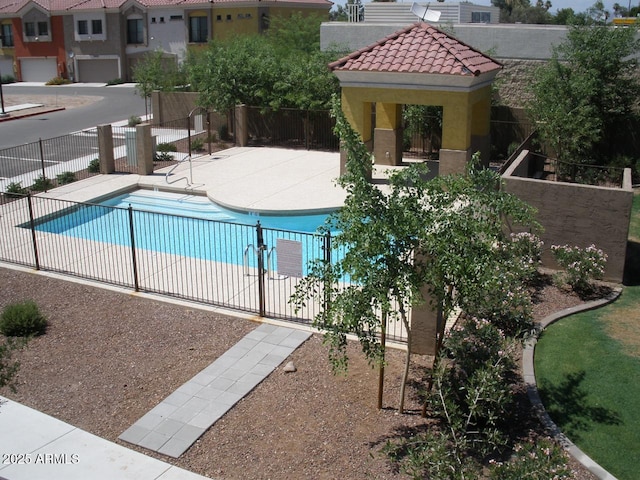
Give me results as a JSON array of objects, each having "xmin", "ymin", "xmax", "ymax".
[{"xmin": 411, "ymin": 2, "xmax": 442, "ymax": 22}]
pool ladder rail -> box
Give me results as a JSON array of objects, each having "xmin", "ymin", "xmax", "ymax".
[
  {"xmin": 165, "ymin": 153, "xmax": 193, "ymax": 187},
  {"xmin": 243, "ymin": 244, "xmax": 287, "ymax": 280}
]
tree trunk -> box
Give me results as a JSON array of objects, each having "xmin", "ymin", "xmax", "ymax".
[
  {"xmin": 399, "ymin": 307, "xmax": 411, "ymax": 414},
  {"xmin": 377, "ymin": 312, "xmax": 387, "ymax": 410}
]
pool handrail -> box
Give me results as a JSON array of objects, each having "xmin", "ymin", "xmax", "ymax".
[{"xmin": 165, "ymin": 153, "xmax": 193, "ymax": 187}]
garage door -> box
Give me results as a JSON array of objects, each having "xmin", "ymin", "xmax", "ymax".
[
  {"xmin": 77, "ymin": 58, "xmax": 119, "ymax": 83},
  {"xmin": 20, "ymin": 58, "xmax": 57, "ymax": 82},
  {"xmin": 0, "ymin": 58, "xmax": 13, "ymax": 78}
]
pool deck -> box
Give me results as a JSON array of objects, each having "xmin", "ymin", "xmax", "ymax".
[{"xmin": 41, "ymin": 147, "xmax": 348, "ymax": 213}]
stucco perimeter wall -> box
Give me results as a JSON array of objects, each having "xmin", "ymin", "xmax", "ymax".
[
  {"xmin": 151, "ymin": 91, "xmax": 200, "ymax": 123},
  {"xmin": 503, "ymin": 155, "xmax": 633, "ymax": 283}
]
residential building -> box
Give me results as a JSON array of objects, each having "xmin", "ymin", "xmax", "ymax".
[{"xmin": 0, "ymin": 0, "xmax": 331, "ymax": 83}]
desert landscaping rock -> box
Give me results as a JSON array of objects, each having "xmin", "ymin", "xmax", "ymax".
[{"xmin": 0, "ymin": 266, "xmax": 598, "ymax": 479}]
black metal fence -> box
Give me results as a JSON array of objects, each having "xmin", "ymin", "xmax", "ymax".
[
  {"xmin": 0, "ymin": 193, "xmax": 408, "ymax": 343},
  {"xmin": 246, "ymin": 107, "xmax": 339, "ymax": 151},
  {"xmin": 0, "ymin": 131, "xmax": 99, "ymax": 199}
]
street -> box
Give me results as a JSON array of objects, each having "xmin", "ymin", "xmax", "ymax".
[{"xmin": 0, "ymin": 84, "xmax": 146, "ymax": 149}]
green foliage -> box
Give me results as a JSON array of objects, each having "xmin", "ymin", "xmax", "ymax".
[
  {"xmin": 133, "ymin": 50, "xmax": 185, "ymax": 99},
  {"xmin": 106, "ymin": 77, "xmax": 124, "ymax": 85},
  {"xmin": 88, "ymin": 158, "xmax": 100, "ymax": 173},
  {"xmin": 527, "ymin": 23, "xmax": 640, "ymax": 165},
  {"xmin": 190, "ymin": 137, "xmax": 205, "ymax": 152},
  {"xmin": 266, "ymin": 12, "xmax": 323, "ymax": 55},
  {"xmin": 551, "ymin": 243, "xmax": 607, "ymax": 293},
  {"xmin": 185, "ymin": 15, "xmax": 340, "ymax": 112},
  {"xmin": 128, "ymin": 115, "xmax": 142, "ymax": 127},
  {"xmin": 292, "ymin": 97, "xmax": 539, "ymax": 405},
  {"xmin": 1, "ymin": 74, "xmax": 16, "ymax": 84},
  {"xmin": 56, "ymin": 171, "xmax": 76, "ymax": 185},
  {"xmin": 5, "ymin": 181, "xmax": 28, "ymax": 198},
  {"xmin": 155, "ymin": 142, "xmax": 177, "ymax": 161},
  {"xmin": 45, "ymin": 76, "xmax": 71, "ymax": 85},
  {"xmin": 488, "ymin": 438, "xmax": 572, "ymax": 479},
  {"xmin": 156, "ymin": 142, "xmax": 178, "ymax": 152},
  {"xmin": 0, "ymin": 301, "xmax": 47, "ymax": 337},
  {"xmin": 31, "ymin": 175, "xmax": 53, "ymax": 192},
  {"xmin": 0, "ymin": 337, "xmax": 22, "ymax": 392}
]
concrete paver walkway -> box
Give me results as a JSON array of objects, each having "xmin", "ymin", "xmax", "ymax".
[{"xmin": 119, "ymin": 323, "xmax": 311, "ymax": 458}]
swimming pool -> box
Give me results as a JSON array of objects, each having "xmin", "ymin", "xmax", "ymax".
[{"xmin": 33, "ymin": 189, "xmax": 338, "ymax": 273}]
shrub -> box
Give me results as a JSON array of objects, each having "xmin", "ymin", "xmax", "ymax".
[
  {"xmin": 0, "ymin": 337, "xmax": 21, "ymax": 392},
  {"xmin": 154, "ymin": 151, "xmax": 173, "ymax": 162},
  {"xmin": 489, "ymin": 437, "xmax": 571, "ymax": 480},
  {"xmin": 31, "ymin": 175, "xmax": 53, "ymax": 192},
  {"xmin": 1, "ymin": 75, "xmax": 16, "ymax": 84},
  {"xmin": 88, "ymin": 158, "xmax": 100, "ymax": 173},
  {"xmin": 45, "ymin": 76, "xmax": 71, "ymax": 86},
  {"xmin": 5, "ymin": 181, "xmax": 28, "ymax": 198},
  {"xmin": 128, "ymin": 115, "xmax": 142, "ymax": 127},
  {"xmin": 191, "ymin": 137, "xmax": 205, "ymax": 152},
  {"xmin": 106, "ymin": 78, "xmax": 124, "ymax": 85},
  {"xmin": 0, "ymin": 301, "xmax": 47, "ymax": 337},
  {"xmin": 219, "ymin": 124, "xmax": 230, "ymax": 141},
  {"xmin": 156, "ymin": 142, "xmax": 178, "ymax": 153},
  {"xmin": 551, "ymin": 244, "xmax": 607, "ymax": 293},
  {"xmin": 56, "ymin": 171, "xmax": 76, "ymax": 185}
]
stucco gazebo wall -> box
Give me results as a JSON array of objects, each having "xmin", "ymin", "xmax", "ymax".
[{"xmin": 340, "ymin": 83, "xmax": 493, "ymax": 175}]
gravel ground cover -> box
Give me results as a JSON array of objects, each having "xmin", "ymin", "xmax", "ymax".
[{"xmin": 0, "ymin": 266, "xmax": 601, "ymax": 479}]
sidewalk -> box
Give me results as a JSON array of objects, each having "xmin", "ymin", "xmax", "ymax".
[{"xmin": 0, "ymin": 396, "xmax": 214, "ymax": 480}]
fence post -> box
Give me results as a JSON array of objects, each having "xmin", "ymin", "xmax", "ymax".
[
  {"xmin": 305, "ymin": 110, "xmax": 310, "ymax": 150},
  {"xmin": 38, "ymin": 138, "xmax": 47, "ymax": 192},
  {"xmin": 128, "ymin": 205, "xmax": 140, "ymax": 292},
  {"xmin": 26, "ymin": 194, "xmax": 40, "ymax": 271},
  {"xmin": 97, "ymin": 124, "xmax": 115, "ymax": 174},
  {"xmin": 256, "ymin": 221, "xmax": 266, "ymax": 317},
  {"xmin": 206, "ymin": 111, "xmax": 212, "ymax": 155}
]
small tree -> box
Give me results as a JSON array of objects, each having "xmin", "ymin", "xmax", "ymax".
[
  {"xmin": 292, "ymin": 98, "xmax": 540, "ymax": 412},
  {"xmin": 528, "ymin": 20, "xmax": 640, "ymax": 166},
  {"xmin": 133, "ymin": 50, "xmax": 185, "ymax": 117}
]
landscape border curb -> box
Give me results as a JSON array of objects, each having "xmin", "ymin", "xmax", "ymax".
[{"xmin": 523, "ymin": 288, "xmax": 622, "ymax": 480}]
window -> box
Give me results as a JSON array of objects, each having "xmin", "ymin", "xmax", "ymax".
[
  {"xmin": 24, "ymin": 22, "xmax": 36, "ymax": 37},
  {"xmin": 1, "ymin": 24, "xmax": 13, "ymax": 47},
  {"xmin": 77, "ymin": 20, "xmax": 88, "ymax": 35},
  {"xmin": 216, "ymin": 15, "xmax": 222, "ymax": 21},
  {"xmin": 160, "ymin": 17, "xmax": 164, "ymax": 23},
  {"xmin": 170, "ymin": 15, "xmax": 183, "ymax": 21},
  {"xmin": 189, "ymin": 15, "xmax": 207, "ymax": 43},
  {"xmin": 226, "ymin": 14, "xmax": 231, "ymax": 21},
  {"xmin": 127, "ymin": 18, "xmax": 143, "ymax": 44},
  {"xmin": 471, "ymin": 12, "xmax": 491, "ymax": 23},
  {"xmin": 37, "ymin": 21, "xmax": 48, "ymax": 36},
  {"xmin": 91, "ymin": 19, "xmax": 102, "ymax": 34}
]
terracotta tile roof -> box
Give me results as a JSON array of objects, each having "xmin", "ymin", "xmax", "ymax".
[
  {"xmin": 0, "ymin": 0, "xmax": 331, "ymax": 12},
  {"xmin": 329, "ymin": 22, "xmax": 502, "ymax": 76}
]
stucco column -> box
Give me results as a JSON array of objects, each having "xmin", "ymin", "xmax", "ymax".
[
  {"xmin": 410, "ymin": 282, "xmax": 443, "ymax": 356},
  {"xmin": 340, "ymin": 90, "xmax": 373, "ymax": 176},
  {"xmin": 440, "ymin": 98, "xmax": 473, "ymax": 176},
  {"xmin": 374, "ymin": 102, "xmax": 403, "ymax": 166},
  {"xmin": 97, "ymin": 124, "xmax": 115, "ymax": 174},
  {"xmin": 234, "ymin": 104, "xmax": 248, "ymax": 147},
  {"xmin": 136, "ymin": 124, "xmax": 154, "ymax": 175},
  {"xmin": 470, "ymin": 88, "xmax": 492, "ymax": 167}
]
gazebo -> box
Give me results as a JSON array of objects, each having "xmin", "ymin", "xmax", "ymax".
[{"xmin": 329, "ymin": 22, "xmax": 502, "ymax": 176}]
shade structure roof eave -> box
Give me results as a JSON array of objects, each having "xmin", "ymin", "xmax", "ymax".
[{"xmin": 333, "ymin": 69, "xmax": 501, "ymax": 92}]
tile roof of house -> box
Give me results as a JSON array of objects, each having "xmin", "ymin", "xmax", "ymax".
[
  {"xmin": 0, "ymin": 0, "xmax": 331, "ymax": 12},
  {"xmin": 329, "ymin": 22, "xmax": 502, "ymax": 76}
]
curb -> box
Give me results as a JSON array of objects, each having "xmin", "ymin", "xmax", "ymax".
[
  {"xmin": 523, "ymin": 288, "xmax": 622, "ymax": 480},
  {"xmin": 0, "ymin": 106, "xmax": 66, "ymax": 122}
]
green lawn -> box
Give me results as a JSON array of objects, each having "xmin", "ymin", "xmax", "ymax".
[{"xmin": 535, "ymin": 190, "xmax": 640, "ymax": 480}]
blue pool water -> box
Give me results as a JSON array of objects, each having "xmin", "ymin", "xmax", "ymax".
[{"xmin": 34, "ymin": 190, "xmax": 337, "ymax": 271}]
